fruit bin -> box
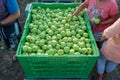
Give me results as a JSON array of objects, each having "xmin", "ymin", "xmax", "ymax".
[{"xmin": 16, "ymin": 2, "xmax": 99, "ymax": 79}]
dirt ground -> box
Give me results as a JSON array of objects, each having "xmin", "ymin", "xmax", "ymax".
[{"xmin": 0, "ymin": 0, "xmax": 120, "ymax": 80}]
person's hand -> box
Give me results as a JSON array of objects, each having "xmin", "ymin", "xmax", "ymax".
[
  {"xmin": 102, "ymin": 33, "xmax": 106, "ymax": 38},
  {"xmin": 102, "ymin": 33, "xmax": 108, "ymax": 41},
  {"xmin": 72, "ymin": 13, "xmax": 76, "ymax": 16}
]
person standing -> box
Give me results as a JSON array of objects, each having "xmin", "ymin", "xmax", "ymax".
[
  {"xmin": 73, "ymin": 0, "xmax": 119, "ymax": 49},
  {"xmin": 97, "ymin": 18, "xmax": 120, "ymax": 80},
  {"xmin": 0, "ymin": 0, "xmax": 21, "ymax": 59}
]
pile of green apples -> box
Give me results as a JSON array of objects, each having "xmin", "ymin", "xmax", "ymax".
[{"xmin": 22, "ymin": 7, "xmax": 93, "ymax": 56}]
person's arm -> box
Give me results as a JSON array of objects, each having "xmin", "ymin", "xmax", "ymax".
[
  {"xmin": 102, "ymin": 18, "xmax": 120, "ymax": 39},
  {"xmin": 100, "ymin": 13, "xmax": 118, "ymax": 25},
  {"xmin": 0, "ymin": 0, "xmax": 20, "ymax": 25},
  {"xmin": 1, "ymin": 11, "xmax": 20, "ymax": 25},
  {"xmin": 73, "ymin": 1, "xmax": 88, "ymax": 16}
]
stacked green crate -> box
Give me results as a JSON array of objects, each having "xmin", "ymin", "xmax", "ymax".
[{"xmin": 16, "ymin": 3, "xmax": 99, "ymax": 79}]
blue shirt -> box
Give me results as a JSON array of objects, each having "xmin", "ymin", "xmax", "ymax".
[
  {"xmin": 5, "ymin": 0, "xmax": 19, "ymax": 14},
  {"xmin": 0, "ymin": 0, "xmax": 19, "ymax": 21}
]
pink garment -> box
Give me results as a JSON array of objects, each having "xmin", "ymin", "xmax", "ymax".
[
  {"xmin": 101, "ymin": 18, "xmax": 120, "ymax": 63},
  {"xmin": 86, "ymin": 0, "xmax": 118, "ymax": 32}
]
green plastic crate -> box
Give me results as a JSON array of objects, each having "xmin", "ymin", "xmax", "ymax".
[{"xmin": 16, "ymin": 2, "xmax": 99, "ymax": 79}]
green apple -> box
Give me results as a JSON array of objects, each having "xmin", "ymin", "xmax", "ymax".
[
  {"xmin": 94, "ymin": 18, "xmax": 101, "ymax": 24},
  {"xmin": 91, "ymin": 17, "xmax": 101, "ymax": 24},
  {"xmin": 70, "ymin": 25, "xmax": 76, "ymax": 30},
  {"xmin": 70, "ymin": 49, "xmax": 75, "ymax": 54},
  {"xmin": 66, "ymin": 31, "xmax": 71, "ymax": 37},
  {"xmin": 57, "ymin": 34, "xmax": 62, "ymax": 40},
  {"xmin": 85, "ymin": 38, "xmax": 91, "ymax": 43},
  {"xmin": 39, "ymin": 25, "xmax": 44, "ymax": 31},
  {"xmin": 80, "ymin": 37, "xmax": 85, "ymax": 42},
  {"xmin": 87, "ymin": 48, "xmax": 93, "ymax": 54},
  {"xmin": 46, "ymin": 35, "xmax": 52, "ymax": 41},
  {"xmin": 83, "ymin": 32, "xmax": 88, "ymax": 38},
  {"xmin": 61, "ymin": 20, "xmax": 66, "ymax": 24},
  {"xmin": 48, "ymin": 30, "xmax": 54, "ymax": 36},
  {"xmin": 71, "ymin": 30, "xmax": 76, "ymax": 36},
  {"xmin": 24, "ymin": 42, "xmax": 30, "ymax": 46},
  {"xmin": 64, "ymin": 23, "xmax": 69, "ymax": 29},
  {"xmin": 81, "ymin": 48, "xmax": 87, "ymax": 54},
  {"xmin": 47, "ymin": 44, "xmax": 52, "ymax": 49},
  {"xmin": 51, "ymin": 25, "xmax": 57, "ymax": 31},
  {"xmin": 66, "ymin": 42, "xmax": 72, "ymax": 48},
  {"xmin": 60, "ymin": 31, "xmax": 66, "ymax": 37},
  {"xmin": 27, "ymin": 46, "xmax": 32, "ymax": 53},
  {"xmin": 73, "ymin": 44, "xmax": 79, "ymax": 51},
  {"xmin": 67, "ymin": 37, "xmax": 72, "ymax": 42},
  {"xmin": 80, "ymin": 19, "xmax": 85, "ymax": 24},
  {"xmin": 37, "ymin": 49, "xmax": 44, "ymax": 54},
  {"xmin": 78, "ymin": 42, "xmax": 85, "ymax": 48},
  {"xmin": 29, "ymin": 37, "xmax": 36, "ymax": 43},
  {"xmin": 76, "ymin": 34, "xmax": 81, "ymax": 38},
  {"xmin": 39, "ymin": 32, "xmax": 46, "ymax": 39},
  {"xmin": 39, "ymin": 39, "xmax": 45, "ymax": 46},
  {"xmin": 81, "ymin": 26, "xmax": 87, "ymax": 31},
  {"xmin": 62, "ymin": 37, "xmax": 68, "ymax": 42},
  {"xmin": 22, "ymin": 45, "xmax": 28, "ymax": 52},
  {"xmin": 32, "ymin": 45, "xmax": 39, "ymax": 52},
  {"xmin": 42, "ymin": 45, "xmax": 48, "ymax": 50},
  {"xmin": 78, "ymin": 29, "xmax": 84, "ymax": 35},
  {"xmin": 26, "ymin": 35, "xmax": 32, "ymax": 41},
  {"xmin": 51, "ymin": 40, "xmax": 57, "ymax": 47},
  {"xmin": 60, "ymin": 42, "xmax": 66, "ymax": 48},
  {"xmin": 29, "ymin": 23, "xmax": 34, "ymax": 29},
  {"xmin": 91, "ymin": 17, "xmax": 96, "ymax": 22},
  {"xmin": 73, "ymin": 38, "xmax": 78, "ymax": 44},
  {"xmin": 56, "ymin": 44, "xmax": 61, "ymax": 50},
  {"xmin": 74, "ymin": 52, "xmax": 80, "ymax": 55},
  {"xmin": 47, "ymin": 49, "xmax": 55, "ymax": 55},
  {"xmin": 64, "ymin": 47, "xmax": 70, "ymax": 53},
  {"xmin": 58, "ymin": 49, "xmax": 64, "ymax": 55},
  {"xmin": 86, "ymin": 43, "xmax": 91, "ymax": 48}
]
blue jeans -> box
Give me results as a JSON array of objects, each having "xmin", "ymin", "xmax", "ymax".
[{"xmin": 97, "ymin": 42, "xmax": 118, "ymax": 74}]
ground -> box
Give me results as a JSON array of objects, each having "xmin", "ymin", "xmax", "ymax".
[{"xmin": 0, "ymin": 0, "xmax": 120, "ymax": 80}]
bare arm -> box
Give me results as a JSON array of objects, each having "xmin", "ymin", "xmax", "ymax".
[
  {"xmin": 1, "ymin": 11, "xmax": 20, "ymax": 25},
  {"xmin": 102, "ymin": 18, "xmax": 120, "ymax": 39},
  {"xmin": 73, "ymin": 1, "xmax": 88, "ymax": 16},
  {"xmin": 100, "ymin": 13, "xmax": 118, "ymax": 25}
]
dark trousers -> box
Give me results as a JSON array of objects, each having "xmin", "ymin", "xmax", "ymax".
[{"xmin": 2, "ymin": 21, "xmax": 21, "ymax": 50}]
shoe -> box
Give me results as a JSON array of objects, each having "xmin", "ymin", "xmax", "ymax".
[{"xmin": 10, "ymin": 50, "xmax": 17, "ymax": 62}]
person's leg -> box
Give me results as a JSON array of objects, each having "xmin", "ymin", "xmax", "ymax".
[
  {"xmin": 105, "ymin": 60, "xmax": 118, "ymax": 73},
  {"xmin": 3, "ymin": 21, "xmax": 21, "ymax": 61},
  {"xmin": 97, "ymin": 41, "xmax": 108, "ymax": 80},
  {"xmin": 97, "ymin": 52, "xmax": 107, "ymax": 80},
  {"xmin": 12, "ymin": 21, "xmax": 21, "ymax": 61},
  {"xmin": 0, "ymin": 29, "xmax": 10, "ymax": 49},
  {"xmin": 3, "ymin": 22, "xmax": 21, "ymax": 50}
]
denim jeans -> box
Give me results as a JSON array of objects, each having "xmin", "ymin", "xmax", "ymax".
[{"xmin": 97, "ymin": 42, "xmax": 118, "ymax": 74}]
